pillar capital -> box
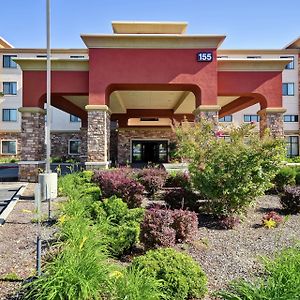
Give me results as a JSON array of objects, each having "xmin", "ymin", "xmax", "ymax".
[
  {"xmin": 257, "ymin": 107, "xmax": 286, "ymax": 116},
  {"xmin": 18, "ymin": 107, "xmax": 46, "ymax": 114},
  {"xmin": 193, "ymin": 105, "xmax": 221, "ymax": 115},
  {"xmin": 85, "ymin": 104, "xmax": 112, "ymax": 114}
]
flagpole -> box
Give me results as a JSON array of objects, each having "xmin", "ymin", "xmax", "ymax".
[{"xmin": 45, "ymin": 0, "xmax": 51, "ymax": 174}]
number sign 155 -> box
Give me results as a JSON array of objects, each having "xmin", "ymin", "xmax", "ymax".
[{"xmin": 197, "ymin": 52, "xmax": 213, "ymax": 62}]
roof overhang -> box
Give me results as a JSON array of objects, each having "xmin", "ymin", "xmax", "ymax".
[
  {"xmin": 0, "ymin": 36, "xmax": 13, "ymax": 49},
  {"xmin": 13, "ymin": 58, "xmax": 89, "ymax": 71},
  {"xmin": 217, "ymin": 58, "xmax": 292, "ymax": 72},
  {"xmin": 80, "ymin": 34, "xmax": 226, "ymax": 49},
  {"xmin": 284, "ymin": 36, "xmax": 300, "ymax": 49},
  {"xmin": 112, "ymin": 21, "xmax": 188, "ymax": 34}
]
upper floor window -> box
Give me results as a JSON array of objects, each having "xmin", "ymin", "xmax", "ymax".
[
  {"xmin": 219, "ymin": 115, "xmax": 233, "ymax": 122},
  {"xmin": 280, "ymin": 56, "xmax": 294, "ymax": 69},
  {"xmin": 70, "ymin": 114, "xmax": 81, "ymax": 122},
  {"xmin": 286, "ymin": 136, "xmax": 299, "ymax": 157},
  {"xmin": 244, "ymin": 115, "xmax": 260, "ymax": 122},
  {"xmin": 36, "ymin": 55, "xmax": 47, "ymax": 58},
  {"xmin": 3, "ymin": 55, "xmax": 17, "ymax": 68},
  {"xmin": 282, "ymin": 83, "xmax": 294, "ymax": 96},
  {"xmin": 3, "ymin": 82, "xmax": 17, "ymax": 95},
  {"xmin": 284, "ymin": 115, "xmax": 299, "ymax": 122},
  {"xmin": 247, "ymin": 56, "xmax": 261, "ymax": 59},
  {"xmin": 1, "ymin": 140, "xmax": 17, "ymax": 155},
  {"xmin": 2, "ymin": 109, "xmax": 17, "ymax": 122}
]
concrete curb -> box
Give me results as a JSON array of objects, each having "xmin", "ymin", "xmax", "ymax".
[{"xmin": 0, "ymin": 184, "xmax": 28, "ymax": 225}]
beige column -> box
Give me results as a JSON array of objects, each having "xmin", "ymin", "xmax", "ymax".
[
  {"xmin": 18, "ymin": 107, "xmax": 46, "ymax": 182},
  {"xmin": 258, "ymin": 108, "xmax": 286, "ymax": 138},
  {"xmin": 85, "ymin": 105, "xmax": 111, "ymax": 169}
]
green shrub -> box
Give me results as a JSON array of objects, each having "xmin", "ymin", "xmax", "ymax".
[
  {"xmin": 111, "ymin": 267, "xmax": 164, "ymax": 300},
  {"xmin": 175, "ymin": 120, "xmax": 285, "ymax": 216},
  {"xmin": 132, "ymin": 248, "xmax": 207, "ymax": 300},
  {"xmin": 273, "ymin": 167, "xmax": 296, "ymax": 191},
  {"xmin": 24, "ymin": 205, "xmax": 111, "ymax": 300},
  {"xmin": 217, "ymin": 246, "xmax": 300, "ymax": 300},
  {"xmin": 99, "ymin": 197, "xmax": 144, "ymax": 257},
  {"xmin": 83, "ymin": 186, "xmax": 101, "ymax": 201}
]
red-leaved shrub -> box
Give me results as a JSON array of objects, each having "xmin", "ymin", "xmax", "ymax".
[
  {"xmin": 137, "ymin": 168, "xmax": 168, "ymax": 196},
  {"xmin": 172, "ymin": 209, "xmax": 198, "ymax": 243},
  {"xmin": 280, "ymin": 186, "xmax": 300, "ymax": 214},
  {"xmin": 262, "ymin": 211, "xmax": 283, "ymax": 227},
  {"xmin": 218, "ymin": 215, "xmax": 241, "ymax": 229},
  {"xmin": 93, "ymin": 170, "xmax": 144, "ymax": 208},
  {"xmin": 164, "ymin": 188, "xmax": 199, "ymax": 211},
  {"xmin": 140, "ymin": 208, "xmax": 176, "ymax": 249},
  {"xmin": 140, "ymin": 207, "xmax": 199, "ymax": 249},
  {"xmin": 165, "ymin": 171, "xmax": 191, "ymax": 189}
]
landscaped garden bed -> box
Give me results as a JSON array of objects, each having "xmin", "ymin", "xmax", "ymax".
[{"xmin": 1, "ymin": 120, "xmax": 300, "ymax": 299}]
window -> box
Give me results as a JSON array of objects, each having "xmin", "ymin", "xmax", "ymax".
[
  {"xmin": 3, "ymin": 55, "xmax": 17, "ymax": 68},
  {"xmin": 280, "ymin": 56, "xmax": 294, "ymax": 69},
  {"xmin": 36, "ymin": 55, "xmax": 47, "ymax": 58},
  {"xmin": 244, "ymin": 115, "xmax": 260, "ymax": 122},
  {"xmin": 282, "ymin": 83, "xmax": 294, "ymax": 96},
  {"xmin": 219, "ymin": 115, "xmax": 232, "ymax": 122},
  {"xmin": 286, "ymin": 136, "xmax": 299, "ymax": 157},
  {"xmin": 284, "ymin": 115, "xmax": 299, "ymax": 122},
  {"xmin": 1, "ymin": 140, "xmax": 16, "ymax": 155},
  {"xmin": 217, "ymin": 55, "xmax": 228, "ymax": 59},
  {"xmin": 70, "ymin": 114, "xmax": 81, "ymax": 122},
  {"xmin": 3, "ymin": 82, "xmax": 17, "ymax": 95},
  {"xmin": 68, "ymin": 140, "xmax": 80, "ymax": 155},
  {"xmin": 70, "ymin": 55, "xmax": 85, "ymax": 58},
  {"xmin": 2, "ymin": 109, "xmax": 17, "ymax": 121}
]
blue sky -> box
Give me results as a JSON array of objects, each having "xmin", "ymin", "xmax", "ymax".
[{"xmin": 1, "ymin": 0, "xmax": 299, "ymax": 49}]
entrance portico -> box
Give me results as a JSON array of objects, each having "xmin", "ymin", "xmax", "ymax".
[{"xmin": 14, "ymin": 21, "xmax": 291, "ymax": 181}]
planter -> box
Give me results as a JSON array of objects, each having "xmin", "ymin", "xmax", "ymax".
[{"xmin": 163, "ymin": 163, "xmax": 188, "ymax": 173}]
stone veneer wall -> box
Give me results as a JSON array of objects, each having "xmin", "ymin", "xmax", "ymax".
[
  {"xmin": 0, "ymin": 132, "xmax": 21, "ymax": 159},
  {"xmin": 259, "ymin": 111, "xmax": 284, "ymax": 137},
  {"xmin": 117, "ymin": 127, "xmax": 177, "ymax": 164},
  {"xmin": 51, "ymin": 131, "xmax": 86, "ymax": 160},
  {"xmin": 87, "ymin": 110, "xmax": 110, "ymax": 162}
]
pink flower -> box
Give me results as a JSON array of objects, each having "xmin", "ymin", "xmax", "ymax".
[{"xmin": 215, "ymin": 131, "xmax": 224, "ymax": 137}]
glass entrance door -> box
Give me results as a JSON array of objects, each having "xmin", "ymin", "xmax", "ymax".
[{"xmin": 132, "ymin": 140, "xmax": 168, "ymax": 163}]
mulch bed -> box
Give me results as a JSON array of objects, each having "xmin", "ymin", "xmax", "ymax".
[{"xmin": 0, "ymin": 190, "xmax": 299, "ymax": 300}]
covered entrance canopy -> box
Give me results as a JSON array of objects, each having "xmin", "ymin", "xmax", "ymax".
[{"xmin": 14, "ymin": 21, "xmax": 292, "ymax": 180}]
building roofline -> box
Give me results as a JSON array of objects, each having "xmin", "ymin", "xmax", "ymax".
[
  {"xmin": 0, "ymin": 36, "xmax": 14, "ymax": 48},
  {"xmin": 80, "ymin": 34, "xmax": 226, "ymax": 49},
  {"xmin": 218, "ymin": 49, "xmax": 299, "ymax": 54},
  {"xmin": 284, "ymin": 36, "xmax": 300, "ymax": 49},
  {"xmin": 0, "ymin": 48, "xmax": 88, "ymax": 54}
]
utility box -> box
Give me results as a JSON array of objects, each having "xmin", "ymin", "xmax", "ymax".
[{"xmin": 38, "ymin": 173, "xmax": 58, "ymax": 200}]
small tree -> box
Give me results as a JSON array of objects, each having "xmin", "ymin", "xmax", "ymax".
[{"xmin": 175, "ymin": 120, "xmax": 285, "ymax": 216}]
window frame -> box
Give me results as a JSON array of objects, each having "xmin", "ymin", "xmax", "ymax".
[
  {"xmin": 219, "ymin": 115, "xmax": 233, "ymax": 122},
  {"xmin": 286, "ymin": 136, "xmax": 299, "ymax": 157},
  {"xmin": 69, "ymin": 114, "xmax": 81, "ymax": 122},
  {"xmin": 282, "ymin": 82, "xmax": 294, "ymax": 96},
  {"xmin": 280, "ymin": 56, "xmax": 295, "ymax": 70},
  {"xmin": 243, "ymin": 115, "xmax": 260, "ymax": 123},
  {"xmin": 68, "ymin": 139, "xmax": 80, "ymax": 155},
  {"xmin": 3, "ymin": 55, "xmax": 17, "ymax": 68},
  {"xmin": 284, "ymin": 115, "xmax": 299, "ymax": 122},
  {"xmin": 2, "ymin": 108, "xmax": 18, "ymax": 122},
  {"xmin": 1, "ymin": 140, "xmax": 17, "ymax": 155},
  {"xmin": 3, "ymin": 82, "xmax": 17, "ymax": 95}
]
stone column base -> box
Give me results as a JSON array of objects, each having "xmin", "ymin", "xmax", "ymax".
[
  {"xmin": 258, "ymin": 108, "xmax": 286, "ymax": 138},
  {"xmin": 18, "ymin": 161, "xmax": 45, "ymax": 182},
  {"xmin": 85, "ymin": 161, "xmax": 110, "ymax": 170}
]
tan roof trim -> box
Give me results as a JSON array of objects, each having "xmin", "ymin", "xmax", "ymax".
[
  {"xmin": 13, "ymin": 58, "xmax": 89, "ymax": 71},
  {"xmin": 257, "ymin": 108, "xmax": 287, "ymax": 115},
  {"xmin": 218, "ymin": 58, "xmax": 292, "ymax": 72},
  {"xmin": 218, "ymin": 49, "xmax": 299, "ymax": 55},
  {"xmin": 284, "ymin": 36, "xmax": 300, "ymax": 49},
  {"xmin": 0, "ymin": 37, "xmax": 14, "ymax": 49},
  {"xmin": 80, "ymin": 34, "xmax": 226, "ymax": 49},
  {"xmin": 0, "ymin": 48, "xmax": 88, "ymax": 54},
  {"xmin": 112, "ymin": 21, "xmax": 188, "ymax": 34}
]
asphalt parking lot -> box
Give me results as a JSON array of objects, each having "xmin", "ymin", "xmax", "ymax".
[{"xmin": 0, "ymin": 182, "xmax": 24, "ymax": 214}]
